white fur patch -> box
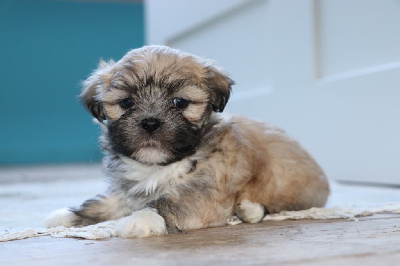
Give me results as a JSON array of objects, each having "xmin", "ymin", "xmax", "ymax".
[
  {"xmin": 236, "ymin": 200, "xmax": 265, "ymax": 223},
  {"xmin": 116, "ymin": 208, "xmax": 166, "ymax": 238},
  {"xmin": 134, "ymin": 148, "xmax": 169, "ymax": 165},
  {"xmin": 120, "ymin": 156, "xmax": 193, "ymax": 195},
  {"xmin": 44, "ymin": 208, "xmax": 76, "ymax": 228}
]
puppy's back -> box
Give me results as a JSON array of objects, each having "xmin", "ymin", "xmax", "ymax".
[{"xmin": 229, "ymin": 115, "xmax": 330, "ymax": 213}]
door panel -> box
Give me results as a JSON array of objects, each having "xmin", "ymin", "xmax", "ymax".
[
  {"xmin": 146, "ymin": 0, "xmax": 400, "ymax": 185},
  {"xmin": 317, "ymin": 0, "xmax": 400, "ymax": 77}
]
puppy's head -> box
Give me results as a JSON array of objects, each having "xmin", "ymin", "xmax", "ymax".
[{"xmin": 81, "ymin": 46, "xmax": 233, "ymax": 165}]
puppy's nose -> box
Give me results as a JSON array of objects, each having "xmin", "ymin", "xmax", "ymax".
[{"xmin": 141, "ymin": 118, "xmax": 161, "ymax": 134}]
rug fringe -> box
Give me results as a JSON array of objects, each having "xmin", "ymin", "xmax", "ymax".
[{"xmin": 2, "ymin": 203, "xmax": 400, "ymax": 242}]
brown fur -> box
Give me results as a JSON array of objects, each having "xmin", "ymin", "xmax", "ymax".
[{"xmin": 45, "ymin": 46, "xmax": 329, "ymax": 236}]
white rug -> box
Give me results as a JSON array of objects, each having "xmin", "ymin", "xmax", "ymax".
[
  {"xmin": 1, "ymin": 204, "xmax": 400, "ymax": 242},
  {"xmin": 1, "ymin": 166, "xmax": 400, "ymax": 242}
]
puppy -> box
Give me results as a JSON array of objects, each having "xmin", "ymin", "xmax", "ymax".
[{"xmin": 45, "ymin": 46, "xmax": 329, "ymax": 238}]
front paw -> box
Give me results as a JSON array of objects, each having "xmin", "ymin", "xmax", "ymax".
[
  {"xmin": 45, "ymin": 208, "xmax": 77, "ymax": 228},
  {"xmin": 116, "ymin": 208, "xmax": 167, "ymax": 238}
]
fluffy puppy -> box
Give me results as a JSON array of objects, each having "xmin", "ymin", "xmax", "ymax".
[{"xmin": 45, "ymin": 46, "xmax": 330, "ymax": 237}]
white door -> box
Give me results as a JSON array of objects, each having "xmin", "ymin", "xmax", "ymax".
[{"xmin": 146, "ymin": 0, "xmax": 400, "ymax": 185}]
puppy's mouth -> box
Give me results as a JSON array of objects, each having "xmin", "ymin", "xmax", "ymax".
[
  {"xmin": 131, "ymin": 146, "xmax": 170, "ymax": 165},
  {"xmin": 139, "ymin": 139, "xmax": 162, "ymax": 149},
  {"xmin": 134, "ymin": 135, "xmax": 170, "ymax": 164}
]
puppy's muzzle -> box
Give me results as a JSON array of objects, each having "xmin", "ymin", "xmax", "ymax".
[{"xmin": 141, "ymin": 118, "xmax": 161, "ymax": 134}]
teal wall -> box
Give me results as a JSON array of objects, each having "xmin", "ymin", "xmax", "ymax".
[{"xmin": 0, "ymin": 0, "xmax": 144, "ymax": 165}]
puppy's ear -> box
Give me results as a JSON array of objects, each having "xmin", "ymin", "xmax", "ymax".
[
  {"xmin": 80, "ymin": 59, "xmax": 114, "ymax": 122},
  {"xmin": 204, "ymin": 64, "xmax": 234, "ymax": 112}
]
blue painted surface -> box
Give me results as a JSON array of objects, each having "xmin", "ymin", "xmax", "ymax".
[{"xmin": 0, "ymin": 0, "xmax": 144, "ymax": 165}]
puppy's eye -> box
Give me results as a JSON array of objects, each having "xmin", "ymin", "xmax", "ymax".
[
  {"xmin": 119, "ymin": 98, "xmax": 134, "ymax": 109},
  {"xmin": 173, "ymin": 97, "xmax": 189, "ymax": 109}
]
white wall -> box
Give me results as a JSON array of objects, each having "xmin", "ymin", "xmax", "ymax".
[{"xmin": 146, "ymin": 0, "xmax": 400, "ymax": 185}]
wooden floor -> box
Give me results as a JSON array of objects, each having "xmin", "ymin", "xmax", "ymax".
[
  {"xmin": 2, "ymin": 214, "xmax": 400, "ymax": 266},
  {"xmin": 1, "ymin": 165, "xmax": 400, "ymax": 265}
]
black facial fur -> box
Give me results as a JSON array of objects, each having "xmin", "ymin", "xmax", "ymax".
[
  {"xmin": 108, "ymin": 114, "xmax": 203, "ymax": 165},
  {"xmin": 106, "ymin": 86, "xmax": 204, "ymax": 165}
]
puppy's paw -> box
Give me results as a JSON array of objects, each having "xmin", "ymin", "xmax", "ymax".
[
  {"xmin": 45, "ymin": 208, "xmax": 77, "ymax": 228},
  {"xmin": 235, "ymin": 200, "xmax": 266, "ymax": 223},
  {"xmin": 116, "ymin": 208, "xmax": 167, "ymax": 238}
]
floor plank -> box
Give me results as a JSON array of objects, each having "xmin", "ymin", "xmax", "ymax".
[
  {"xmin": 2, "ymin": 215, "xmax": 400, "ymax": 266},
  {"xmin": 1, "ymin": 165, "xmax": 400, "ymax": 265}
]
